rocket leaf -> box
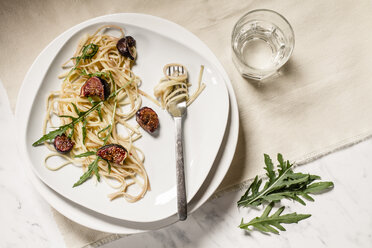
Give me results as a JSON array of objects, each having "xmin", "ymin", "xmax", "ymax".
[
  {"xmin": 239, "ymin": 202, "xmax": 311, "ymax": 234},
  {"xmin": 237, "ymin": 154, "xmax": 334, "ymax": 207}
]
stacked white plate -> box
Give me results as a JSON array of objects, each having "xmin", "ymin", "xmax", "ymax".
[{"xmin": 15, "ymin": 13, "xmax": 239, "ymax": 233}]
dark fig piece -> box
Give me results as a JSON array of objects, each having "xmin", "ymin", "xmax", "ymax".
[
  {"xmin": 54, "ymin": 134, "xmax": 74, "ymax": 153},
  {"xmin": 97, "ymin": 144, "xmax": 128, "ymax": 164},
  {"xmin": 136, "ymin": 107, "xmax": 159, "ymax": 133},
  {"xmin": 125, "ymin": 36, "xmax": 136, "ymax": 47},
  {"xmin": 116, "ymin": 36, "xmax": 136, "ymax": 60},
  {"xmin": 80, "ymin": 76, "xmax": 110, "ymax": 100}
]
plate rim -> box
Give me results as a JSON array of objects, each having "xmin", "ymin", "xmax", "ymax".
[
  {"xmin": 15, "ymin": 13, "xmax": 239, "ymax": 231},
  {"xmin": 20, "ymin": 17, "xmax": 230, "ymax": 221}
]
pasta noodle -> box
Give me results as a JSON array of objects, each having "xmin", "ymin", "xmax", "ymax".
[
  {"xmin": 154, "ymin": 63, "xmax": 206, "ymax": 110},
  {"xmin": 41, "ymin": 25, "xmax": 149, "ymax": 202},
  {"xmin": 37, "ymin": 26, "xmax": 206, "ymax": 204}
]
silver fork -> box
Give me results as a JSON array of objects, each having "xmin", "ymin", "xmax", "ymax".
[{"xmin": 166, "ymin": 65, "xmax": 187, "ymax": 221}]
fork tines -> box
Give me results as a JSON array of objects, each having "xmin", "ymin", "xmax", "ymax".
[{"xmin": 167, "ymin": 65, "xmax": 185, "ymax": 76}]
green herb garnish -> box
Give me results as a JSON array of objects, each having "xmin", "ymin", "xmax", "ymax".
[
  {"xmin": 237, "ymin": 154, "xmax": 334, "ymax": 207},
  {"xmin": 78, "ymin": 68, "xmax": 110, "ymax": 80},
  {"xmin": 97, "ymin": 73, "xmax": 118, "ymax": 146},
  {"xmin": 97, "ymin": 125, "xmax": 111, "ymax": 141},
  {"xmin": 97, "ymin": 100, "xmax": 117, "ymax": 146},
  {"xmin": 97, "ymin": 104, "xmax": 103, "ymax": 121},
  {"xmin": 74, "ymin": 151, "xmax": 96, "ymax": 158},
  {"xmin": 74, "ymin": 43, "xmax": 99, "ymax": 65},
  {"xmin": 107, "ymin": 161, "xmax": 111, "ymax": 174},
  {"xmin": 239, "ymin": 202, "xmax": 311, "ymax": 234},
  {"xmin": 32, "ymin": 81, "xmax": 131, "ymax": 147},
  {"xmin": 33, "ymin": 77, "xmax": 133, "ymax": 188},
  {"xmin": 32, "ymin": 100, "xmax": 103, "ymax": 146},
  {"xmin": 82, "ymin": 118, "xmax": 87, "ymax": 144},
  {"xmin": 73, "ymin": 80, "xmax": 119, "ymax": 185},
  {"xmin": 32, "ymin": 125, "xmax": 70, "ymax": 146},
  {"xmin": 238, "ymin": 153, "xmax": 334, "ymax": 234},
  {"xmin": 72, "ymin": 157, "xmax": 100, "ymax": 187},
  {"xmin": 64, "ymin": 43, "xmax": 99, "ymax": 81}
]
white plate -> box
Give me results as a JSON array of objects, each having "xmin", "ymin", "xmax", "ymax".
[
  {"xmin": 23, "ymin": 72, "xmax": 238, "ymax": 233},
  {"xmin": 16, "ymin": 14, "xmax": 230, "ymax": 223}
]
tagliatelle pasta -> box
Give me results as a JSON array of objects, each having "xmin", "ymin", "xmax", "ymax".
[
  {"xmin": 154, "ymin": 63, "xmax": 206, "ymax": 110},
  {"xmin": 37, "ymin": 25, "xmax": 149, "ymax": 202},
  {"xmin": 33, "ymin": 26, "xmax": 207, "ymax": 204}
]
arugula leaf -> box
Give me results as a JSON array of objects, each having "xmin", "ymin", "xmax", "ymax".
[
  {"xmin": 94, "ymin": 165, "xmax": 101, "ymax": 181},
  {"xmin": 90, "ymin": 71, "xmax": 110, "ymax": 79},
  {"xmin": 98, "ymin": 125, "xmax": 111, "ymax": 140},
  {"xmin": 74, "ymin": 151, "xmax": 96, "ymax": 158},
  {"xmin": 108, "ymin": 81, "xmax": 132, "ymax": 99},
  {"xmin": 34, "ymin": 77, "xmax": 134, "ymax": 188},
  {"xmin": 82, "ymin": 118, "xmax": 87, "ymax": 144},
  {"xmin": 239, "ymin": 202, "xmax": 311, "ymax": 234},
  {"xmin": 264, "ymin": 154, "xmax": 275, "ymax": 182},
  {"xmin": 98, "ymin": 84, "xmax": 118, "ymax": 146},
  {"xmin": 73, "ymin": 157, "xmax": 100, "ymax": 187},
  {"xmin": 33, "ymin": 79, "xmax": 131, "ymax": 147},
  {"xmin": 68, "ymin": 124, "xmax": 75, "ymax": 139},
  {"xmin": 33, "ymin": 101, "xmax": 103, "ymax": 146},
  {"xmin": 73, "ymin": 43, "xmax": 99, "ymax": 67},
  {"xmin": 79, "ymin": 43, "xmax": 99, "ymax": 61},
  {"xmin": 58, "ymin": 115, "xmax": 75, "ymax": 120},
  {"xmin": 237, "ymin": 153, "xmax": 334, "ymax": 234},
  {"xmin": 64, "ymin": 43, "xmax": 99, "ymax": 81},
  {"xmin": 107, "ymin": 161, "xmax": 111, "ymax": 174},
  {"xmin": 71, "ymin": 85, "xmax": 126, "ymax": 186},
  {"xmin": 71, "ymin": 102, "xmax": 81, "ymax": 115},
  {"xmin": 32, "ymin": 125, "xmax": 70, "ymax": 146},
  {"xmin": 304, "ymin": 181, "xmax": 334, "ymax": 193},
  {"xmin": 97, "ymin": 104, "xmax": 103, "ymax": 121},
  {"xmin": 109, "ymin": 72, "xmax": 116, "ymax": 91},
  {"xmin": 87, "ymin": 96, "xmax": 94, "ymax": 104},
  {"xmin": 78, "ymin": 68, "xmax": 110, "ymax": 79},
  {"xmin": 237, "ymin": 154, "xmax": 334, "ymax": 207}
]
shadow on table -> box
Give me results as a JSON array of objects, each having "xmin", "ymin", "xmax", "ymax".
[
  {"xmin": 243, "ymin": 59, "xmax": 296, "ymax": 88},
  {"xmin": 216, "ymin": 117, "xmax": 249, "ymax": 191}
]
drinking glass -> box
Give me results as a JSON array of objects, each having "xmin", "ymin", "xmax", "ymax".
[{"xmin": 231, "ymin": 9, "xmax": 295, "ymax": 80}]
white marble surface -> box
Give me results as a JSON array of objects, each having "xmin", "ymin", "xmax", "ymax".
[
  {"xmin": 1, "ymin": 77, "xmax": 372, "ymax": 247},
  {"xmin": 0, "ymin": 81, "xmax": 64, "ymax": 248},
  {"xmin": 101, "ymin": 144, "xmax": 372, "ymax": 248}
]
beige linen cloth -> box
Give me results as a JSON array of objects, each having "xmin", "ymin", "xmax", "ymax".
[{"xmin": 2, "ymin": 0, "xmax": 372, "ymax": 247}]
